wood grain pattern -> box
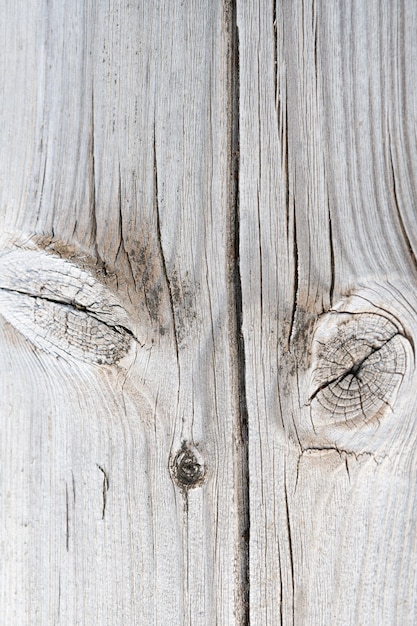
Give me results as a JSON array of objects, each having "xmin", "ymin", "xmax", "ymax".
[
  {"xmin": 0, "ymin": 1, "xmax": 244, "ymax": 624},
  {"xmin": 238, "ymin": 1, "xmax": 417, "ymax": 623},
  {"xmin": 2, "ymin": 0, "xmax": 417, "ymax": 624}
]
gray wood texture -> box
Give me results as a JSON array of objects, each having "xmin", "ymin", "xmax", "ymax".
[
  {"xmin": 238, "ymin": 1, "xmax": 417, "ymax": 623},
  {"xmin": 0, "ymin": 2, "xmax": 243, "ymax": 624},
  {"xmin": 1, "ymin": 1, "xmax": 417, "ymax": 624}
]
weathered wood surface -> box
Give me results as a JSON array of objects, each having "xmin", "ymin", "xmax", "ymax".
[
  {"xmin": 0, "ymin": 2, "xmax": 244, "ymax": 624},
  {"xmin": 238, "ymin": 1, "xmax": 417, "ymax": 623},
  {"xmin": 1, "ymin": 0, "xmax": 417, "ymax": 624}
]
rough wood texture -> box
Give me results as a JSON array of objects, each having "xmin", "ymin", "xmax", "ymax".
[
  {"xmin": 1, "ymin": 0, "xmax": 417, "ymax": 624},
  {"xmin": 0, "ymin": 2, "xmax": 244, "ymax": 624},
  {"xmin": 238, "ymin": 1, "xmax": 417, "ymax": 623}
]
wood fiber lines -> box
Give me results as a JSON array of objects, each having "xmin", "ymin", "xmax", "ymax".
[
  {"xmin": 1, "ymin": 0, "xmax": 417, "ymax": 624},
  {"xmin": 0, "ymin": 2, "xmax": 244, "ymax": 624},
  {"xmin": 238, "ymin": 1, "xmax": 417, "ymax": 624}
]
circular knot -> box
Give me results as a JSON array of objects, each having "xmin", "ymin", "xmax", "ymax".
[
  {"xmin": 171, "ymin": 443, "xmax": 206, "ymax": 489},
  {"xmin": 310, "ymin": 312, "xmax": 408, "ymax": 427}
]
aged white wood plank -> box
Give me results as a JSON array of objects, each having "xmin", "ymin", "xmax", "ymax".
[
  {"xmin": 238, "ymin": 0, "xmax": 417, "ymax": 623},
  {"xmin": 0, "ymin": 1, "xmax": 243, "ymax": 624}
]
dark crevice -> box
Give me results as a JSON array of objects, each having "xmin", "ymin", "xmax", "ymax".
[
  {"xmin": 327, "ymin": 195, "xmax": 335, "ymax": 307},
  {"xmin": 39, "ymin": 154, "xmax": 47, "ymax": 209},
  {"xmin": 71, "ymin": 470, "xmax": 76, "ymax": 504},
  {"xmin": 153, "ymin": 124, "xmax": 181, "ymax": 439},
  {"xmin": 226, "ymin": 1, "xmax": 250, "ymax": 623},
  {"xmin": 283, "ymin": 480, "xmax": 295, "ymax": 625},
  {"xmin": 301, "ymin": 447, "xmax": 377, "ymax": 463},
  {"xmin": 278, "ymin": 547, "xmax": 284, "ymax": 626},
  {"xmin": 153, "ymin": 130, "xmax": 180, "ymax": 364},
  {"xmin": 96, "ymin": 464, "xmax": 109, "ymax": 520},
  {"xmin": 89, "ymin": 91, "xmax": 100, "ymax": 268},
  {"xmin": 345, "ymin": 457, "xmax": 351, "ymax": 481},
  {"xmin": 284, "ymin": 80, "xmax": 290, "ymax": 244},
  {"xmin": 116, "ymin": 164, "xmax": 136, "ymax": 289},
  {"xmin": 288, "ymin": 198, "xmax": 299, "ymax": 346}
]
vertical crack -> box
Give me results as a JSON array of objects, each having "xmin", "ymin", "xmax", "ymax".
[
  {"xmin": 327, "ymin": 195, "xmax": 335, "ymax": 307},
  {"xmin": 89, "ymin": 91, "xmax": 98, "ymax": 257},
  {"xmin": 288, "ymin": 199, "xmax": 299, "ymax": 347},
  {"xmin": 284, "ymin": 480, "xmax": 295, "ymax": 625},
  {"xmin": 153, "ymin": 129, "xmax": 179, "ymax": 363},
  {"xmin": 96, "ymin": 464, "xmax": 109, "ymax": 520},
  {"xmin": 89, "ymin": 90, "xmax": 106, "ymax": 272},
  {"xmin": 225, "ymin": 1, "xmax": 250, "ymax": 623}
]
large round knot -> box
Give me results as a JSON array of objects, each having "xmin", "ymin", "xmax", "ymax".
[{"xmin": 310, "ymin": 312, "xmax": 408, "ymax": 427}]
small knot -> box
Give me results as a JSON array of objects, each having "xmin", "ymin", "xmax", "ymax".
[{"xmin": 171, "ymin": 443, "xmax": 206, "ymax": 490}]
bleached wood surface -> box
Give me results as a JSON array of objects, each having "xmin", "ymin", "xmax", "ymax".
[
  {"xmin": 0, "ymin": 2, "xmax": 244, "ymax": 624},
  {"xmin": 238, "ymin": 1, "xmax": 417, "ymax": 624},
  {"xmin": 1, "ymin": 1, "xmax": 417, "ymax": 624}
]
